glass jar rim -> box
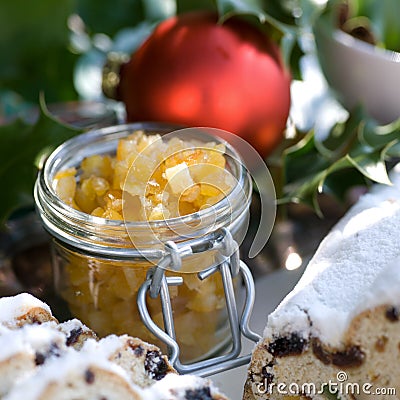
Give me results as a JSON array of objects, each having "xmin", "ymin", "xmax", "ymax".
[{"xmin": 35, "ymin": 122, "xmax": 252, "ymax": 255}]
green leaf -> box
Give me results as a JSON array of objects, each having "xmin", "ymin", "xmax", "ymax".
[
  {"xmin": 0, "ymin": 0, "xmax": 78, "ymax": 102},
  {"xmin": 281, "ymin": 105, "xmax": 399, "ymax": 215},
  {"xmin": 142, "ymin": 0, "xmax": 176, "ymax": 21},
  {"xmin": 76, "ymin": 0, "xmax": 145, "ymax": 37},
  {"xmin": 297, "ymin": 0, "xmax": 330, "ymax": 27},
  {"xmin": 282, "ymin": 155, "xmax": 357, "ymax": 216},
  {"xmin": 284, "ymin": 130, "xmax": 329, "ymax": 184},
  {"xmin": 360, "ymin": 117, "xmax": 400, "ymax": 149},
  {"xmin": 348, "ymin": 151, "xmax": 392, "ymax": 185},
  {"xmin": 324, "ymin": 167, "xmax": 367, "ymax": 201},
  {"xmin": 177, "ymin": 0, "xmax": 215, "ymax": 13},
  {"xmin": 216, "ymin": 0, "xmax": 268, "ymax": 23},
  {"xmin": 384, "ymin": 141, "xmax": 400, "ymax": 158},
  {"xmin": 215, "ymin": 0, "xmax": 300, "ymax": 67},
  {"xmin": 0, "ymin": 98, "xmax": 83, "ymax": 226},
  {"xmin": 316, "ymin": 106, "xmax": 365, "ymax": 156}
]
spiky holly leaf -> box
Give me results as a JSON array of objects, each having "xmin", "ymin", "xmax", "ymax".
[{"xmin": 281, "ymin": 108, "xmax": 400, "ymax": 215}]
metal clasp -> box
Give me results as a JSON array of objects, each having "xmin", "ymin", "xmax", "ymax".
[{"xmin": 137, "ymin": 228, "xmax": 261, "ymax": 376}]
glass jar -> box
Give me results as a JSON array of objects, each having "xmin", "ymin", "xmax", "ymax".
[{"xmin": 34, "ymin": 122, "xmax": 252, "ymax": 363}]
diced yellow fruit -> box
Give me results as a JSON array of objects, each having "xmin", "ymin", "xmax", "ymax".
[
  {"xmin": 56, "ymin": 131, "xmax": 237, "ymax": 361},
  {"xmin": 81, "ymin": 155, "xmax": 112, "ymax": 180},
  {"xmin": 187, "ymin": 281, "xmax": 225, "ymax": 312},
  {"xmin": 55, "ymin": 131, "xmax": 233, "ymax": 220},
  {"xmin": 91, "ymin": 176, "xmax": 109, "ymax": 196},
  {"xmin": 54, "ymin": 175, "xmax": 76, "ymax": 206},
  {"xmin": 117, "ymin": 136, "xmax": 139, "ymax": 161},
  {"xmin": 75, "ymin": 186, "xmax": 97, "ymax": 214},
  {"xmin": 200, "ymin": 183, "xmax": 222, "ymax": 197},
  {"xmin": 88, "ymin": 309, "xmax": 115, "ymax": 335},
  {"xmin": 126, "ymin": 153, "xmax": 156, "ymax": 183},
  {"xmin": 123, "ymin": 266, "xmax": 147, "ymax": 293},
  {"xmin": 103, "ymin": 190, "xmax": 123, "ymax": 212},
  {"xmin": 54, "ymin": 167, "xmax": 77, "ymax": 180},
  {"xmin": 164, "ymin": 162, "xmax": 194, "ymax": 195},
  {"xmin": 112, "ymin": 160, "xmax": 129, "ymax": 190},
  {"xmin": 91, "ymin": 207, "xmax": 105, "ymax": 217},
  {"xmin": 104, "ymin": 270, "xmax": 134, "ymax": 300},
  {"xmin": 102, "ymin": 208, "xmax": 123, "ymax": 220},
  {"xmin": 148, "ymin": 203, "xmax": 170, "ymax": 221},
  {"xmin": 181, "ymin": 184, "xmax": 201, "ymax": 203},
  {"xmin": 178, "ymin": 201, "xmax": 197, "ymax": 216}
]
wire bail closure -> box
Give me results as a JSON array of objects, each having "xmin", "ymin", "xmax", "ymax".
[{"xmin": 137, "ymin": 228, "xmax": 261, "ymax": 376}]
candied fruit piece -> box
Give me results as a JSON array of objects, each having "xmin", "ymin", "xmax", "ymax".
[
  {"xmin": 103, "ymin": 189, "xmax": 123, "ymax": 212},
  {"xmin": 91, "ymin": 207, "xmax": 105, "ymax": 217},
  {"xmin": 181, "ymin": 184, "xmax": 201, "ymax": 203},
  {"xmin": 75, "ymin": 179, "xmax": 97, "ymax": 213},
  {"xmin": 54, "ymin": 167, "xmax": 77, "ymax": 180},
  {"xmin": 55, "ymin": 130, "xmax": 233, "ymax": 221},
  {"xmin": 55, "ymin": 130, "xmax": 237, "ymax": 362},
  {"xmin": 164, "ymin": 162, "xmax": 194, "ymax": 196},
  {"xmin": 112, "ymin": 160, "xmax": 129, "ymax": 190},
  {"xmin": 117, "ymin": 135, "xmax": 139, "ymax": 161},
  {"xmin": 54, "ymin": 168, "xmax": 77, "ymax": 206},
  {"xmin": 178, "ymin": 201, "xmax": 197, "ymax": 216},
  {"xmin": 187, "ymin": 281, "xmax": 225, "ymax": 312},
  {"xmin": 200, "ymin": 183, "xmax": 222, "ymax": 197},
  {"xmin": 102, "ymin": 208, "xmax": 123, "ymax": 220},
  {"xmin": 81, "ymin": 155, "xmax": 112, "ymax": 180},
  {"xmin": 148, "ymin": 203, "xmax": 170, "ymax": 221}
]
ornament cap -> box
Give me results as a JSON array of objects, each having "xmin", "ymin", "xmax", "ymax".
[{"xmin": 102, "ymin": 52, "xmax": 130, "ymax": 100}]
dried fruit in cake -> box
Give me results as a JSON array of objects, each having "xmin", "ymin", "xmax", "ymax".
[{"xmin": 244, "ymin": 165, "xmax": 400, "ymax": 399}]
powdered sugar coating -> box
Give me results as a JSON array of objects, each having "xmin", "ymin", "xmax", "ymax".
[
  {"xmin": 3, "ymin": 347, "xmax": 140, "ymax": 400},
  {"xmin": 353, "ymin": 254, "xmax": 400, "ymax": 315},
  {"xmin": 144, "ymin": 373, "xmax": 224, "ymax": 399},
  {"xmin": 0, "ymin": 293, "xmax": 52, "ymax": 327},
  {"xmin": 57, "ymin": 318, "xmax": 90, "ymax": 334},
  {"xmin": 0, "ymin": 324, "xmax": 66, "ymax": 362},
  {"xmin": 264, "ymin": 164, "xmax": 400, "ymax": 346},
  {"xmin": 80, "ymin": 334, "xmax": 131, "ymax": 357}
]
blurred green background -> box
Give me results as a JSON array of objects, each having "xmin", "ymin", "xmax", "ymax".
[{"xmin": 0, "ymin": 0, "xmax": 303, "ymax": 119}]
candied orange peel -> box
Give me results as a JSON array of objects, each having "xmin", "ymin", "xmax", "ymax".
[{"xmin": 54, "ymin": 130, "xmax": 234, "ymax": 221}]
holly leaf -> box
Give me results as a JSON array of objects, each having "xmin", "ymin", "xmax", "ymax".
[
  {"xmin": 385, "ymin": 141, "xmax": 400, "ymax": 158},
  {"xmin": 214, "ymin": 0, "xmax": 300, "ymax": 67},
  {"xmin": 360, "ymin": 117, "xmax": 400, "ymax": 149},
  {"xmin": 0, "ymin": 98, "xmax": 83, "ymax": 226},
  {"xmin": 216, "ymin": 0, "xmax": 269, "ymax": 23},
  {"xmin": 0, "ymin": 0, "xmax": 78, "ymax": 103},
  {"xmin": 281, "ymin": 109, "xmax": 400, "ymax": 215},
  {"xmin": 284, "ymin": 130, "xmax": 329, "ymax": 185}
]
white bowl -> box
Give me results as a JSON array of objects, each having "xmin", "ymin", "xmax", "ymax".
[{"xmin": 314, "ymin": 20, "xmax": 400, "ymax": 124}]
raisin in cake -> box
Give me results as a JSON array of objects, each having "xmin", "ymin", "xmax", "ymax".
[
  {"xmin": 43, "ymin": 318, "xmax": 98, "ymax": 350},
  {"xmin": 3, "ymin": 348, "xmax": 143, "ymax": 400},
  {"xmin": 144, "ymin": 373, "xmax": 229, "ymax": 400},
  {"xmin": 0, "ymin": 324, "xmax": 67, "ymax": 396},
  {"xmin": 244, "ymin": 165, "xmax": 400, "ymax": 400},
  {"xmin": 0, "ymin": 293, "xmax": 230, "ymax": 400},
  {"xmin": 81, "ymin": 334, "xmax": 176, "ymax": 387}
]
